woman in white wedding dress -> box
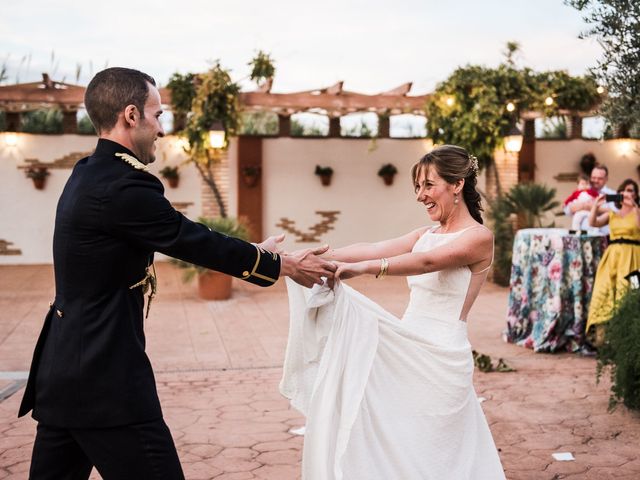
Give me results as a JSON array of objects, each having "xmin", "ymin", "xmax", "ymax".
[{"xmin": 280, "ymin": 145, "xmax": 506, "ymax": 480}]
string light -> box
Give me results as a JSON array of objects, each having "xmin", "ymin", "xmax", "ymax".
[
  {"xmin": 596, "ymin": 86, "xmax": 605, "ymax": 94},
  {"xmin": 445, "ymin": 96, "xmax": 455, "ymax": 107},
  {"xmin": 544, "ymin": 96, "xmax": 554, "ymax": 106},
  {"xmin": 506, "ymin": 102, "xmax": 515, "ymax": 112}
]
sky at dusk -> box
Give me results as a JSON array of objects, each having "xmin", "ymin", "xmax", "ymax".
[{"xmin": 1, "ymin": 0, "xmax": 602, "ymax": 95}]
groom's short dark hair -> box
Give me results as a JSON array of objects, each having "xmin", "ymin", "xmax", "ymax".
[{"xmin": 85, "ymin": 67, "xmax": 156, "ymax": 134}]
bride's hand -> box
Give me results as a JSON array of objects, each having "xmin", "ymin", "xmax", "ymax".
[
  {"xmin": 256, "ymin": 233, "xmax": 285, "ymax": 254},
  {"xmin": 335, "ymin": 261, "xmax": 368, "ymax": 280}
]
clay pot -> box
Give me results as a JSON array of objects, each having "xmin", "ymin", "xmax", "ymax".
[
  {"xmin": 242, "ymin": 174, "xmax": 259, "ymax": 188},
  {"xmin": 167, "ymin": 177, "xmax": 179, "ymax": 188},
  {"xmin": 32, "ymin": 177, "xmax": 46, "ymax": 190},
  {"xmin": 198, "ymin": 271, "xmax": 232, "ymax": 300},
  {"xmin": 319, "ymin": 174, "xmax": 332, "ymax": 186},
  {"xmin": 381, "ymin": 174, "xmax": 394, "ymax": 186}
]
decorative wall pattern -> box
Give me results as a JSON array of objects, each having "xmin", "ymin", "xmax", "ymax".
[
  {"xmin": 22, "ymin": 151, "xmax": 92, "ymax": 169},
  {"xmin": 0, "ymin": 239, "xmax": 22, "ymax": 255},
  {"xmin": 276, "ymin": 211, "xmax": 340, "ymax": 243}
]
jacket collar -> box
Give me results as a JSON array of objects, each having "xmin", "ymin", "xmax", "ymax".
[{"xmin": 93, "ymin": 138, "xmax": 139, "ymax": 160}]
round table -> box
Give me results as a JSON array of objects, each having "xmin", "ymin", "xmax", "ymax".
[{"xmin": 504, "ymin": 228, "xmax": 608, "ymax": 352}]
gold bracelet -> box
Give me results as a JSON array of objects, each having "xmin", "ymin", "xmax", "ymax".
[{"xmin": 376, "ymin": 258, "xmax": 389, "ymax": 279}]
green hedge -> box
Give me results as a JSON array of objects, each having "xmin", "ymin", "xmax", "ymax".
[{"xmin": 597, "ymin": 287, "xmax": 640, "ymax": 411}]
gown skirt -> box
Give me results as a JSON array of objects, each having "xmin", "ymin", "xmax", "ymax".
[{"xmin": 280, "ymin": 279, "xmax": 506, "ymax": 480}]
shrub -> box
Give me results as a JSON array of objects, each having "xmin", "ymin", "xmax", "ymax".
[{"xmin": 597, "ymin": 287, "xmax": 640, "ymax": 411}]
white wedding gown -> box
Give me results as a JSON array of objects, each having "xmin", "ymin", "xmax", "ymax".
[{"xmin": 280, "ymin": 228, "xmax": 506, "ymax": 480}]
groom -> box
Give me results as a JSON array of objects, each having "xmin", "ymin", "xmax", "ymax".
[{"xmin": 18, "ymin": 67, "xmax": 336, "ymax": 479}]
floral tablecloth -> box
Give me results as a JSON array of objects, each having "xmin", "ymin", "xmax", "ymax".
[{"xmin": 505, "ymin": 228, "xmax": 608, "ymax": 352}]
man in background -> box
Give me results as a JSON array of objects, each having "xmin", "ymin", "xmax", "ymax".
[{"xmin": 564, "ymin": 163, "xmax": 617, "ymax": 234}]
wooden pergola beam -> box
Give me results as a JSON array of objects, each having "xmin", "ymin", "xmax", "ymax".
[
  {"xmin": 1, "ymin": 77, "xmax": 431, "ymax": 116},
  {"xmin": 239, "ymin": 91, "xmax": 430, "ymax": 114}
]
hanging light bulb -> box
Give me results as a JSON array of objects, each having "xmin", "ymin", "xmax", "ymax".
[
  {"xmin": 445, "ymin": 96, "xmax": 455, "ymax": 107},
  {"xmin": 506, "ymin": 102, "xmax": 515, "ymax": 112},
  {"xmin": 596, "ymin": 85, "xmax": 605, "ymax": 94},
  {"xmin": 544, "ymin": 96, "xmax": 554, "ymax": 106}
]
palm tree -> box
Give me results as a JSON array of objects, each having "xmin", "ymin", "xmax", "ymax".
[{"xmin": 505, "ymin": 183, "xmax": 560, "ymax": 228}]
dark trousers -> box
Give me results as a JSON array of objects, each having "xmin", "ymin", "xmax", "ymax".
[{"xmin": 29, "ymin": 418, "xmax": 185, "ymax": 480}]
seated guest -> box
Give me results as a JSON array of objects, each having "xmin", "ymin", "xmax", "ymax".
[
  {"xmin": 564, "ymin": 163, "xmax": 617, "ymax": 234},
  {"xmin": 563, "ymin": 174, "xmax": 598, "ymax": 231},
  {"xmin": 586, "ymin": 179, "xmax": 640, "ymax": 346}
]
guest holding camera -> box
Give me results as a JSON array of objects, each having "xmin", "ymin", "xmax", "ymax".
[{"xmin": 586, "ymin": 179, "xmax": 640, "ymax": 346}]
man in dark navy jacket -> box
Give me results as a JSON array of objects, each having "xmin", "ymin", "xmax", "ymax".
[{"xmin": 19, "ymin": 67, "xmax": 335, "ymax": 480}]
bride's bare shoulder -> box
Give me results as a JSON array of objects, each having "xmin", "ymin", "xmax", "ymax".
[{"xmin": 461, "ymin": 224, "xmax": 494, "ymax": 247}]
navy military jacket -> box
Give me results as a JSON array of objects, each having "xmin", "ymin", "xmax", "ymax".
[{"xmin": 18, "ymin": 139, "xmax": 280, "ymax": 428}]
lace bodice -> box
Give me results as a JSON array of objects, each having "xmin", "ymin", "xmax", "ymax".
[{"xmin": 402, "ymin": 227, "xmax": 489, "ymax": 324}]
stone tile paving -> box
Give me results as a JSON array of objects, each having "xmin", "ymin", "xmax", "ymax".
[{"xmin": 0, "ymin": 264, "xmax": 639, "ymax": 479}]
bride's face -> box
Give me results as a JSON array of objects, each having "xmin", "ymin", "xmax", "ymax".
[{"xmin": 414, "ymin": 165, "xmax": 457, "ymax": 222}]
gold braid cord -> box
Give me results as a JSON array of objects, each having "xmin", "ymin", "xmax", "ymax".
[
  {"xmin": 115, "ymin": 153, "xmax": 149, "ymax": 172},
  {"xmin": 129, "ymin": 264, "xmax": 157, "ymax": 318}
]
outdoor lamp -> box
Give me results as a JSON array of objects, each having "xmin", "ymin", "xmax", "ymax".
[
  {"xmin": 504, "ymin": 124, "xmax": 523, "ymax": 153},
  {"xmin": 4, "ymin": 133, "xmax": 18, "ymax": 147},
  {"xmin": 208, "ymin": 121, "xmax": 226, "ymax": 149}
]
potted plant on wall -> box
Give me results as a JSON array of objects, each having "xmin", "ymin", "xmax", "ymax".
[
  {"xmin": 315, "ymin": 165, "xmax": 334, "ymax": 186},
  {"xmin": 159, "ymin": 166, "xmax": 180, "ymax": 188},
  {"xmin": 172, "ymin": 217, "xmax": 250, "ymax": 300},
  {"xmin": 378, "ymin": 163, "xmax": 398, "ymax": 185},
  {"xmin": 25, "ymin": 166, "xmax": 50, "ymax": 190},
  {"xmin": 241, "ymin": 165, "xmax": 261, "ymax": 188}
]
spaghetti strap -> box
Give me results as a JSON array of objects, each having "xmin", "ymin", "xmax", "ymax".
[
  {"xmin": 471, "ymin": 232, "xmax": 494, "ymax": 275},
  {"xmin": 471, "ymin": 263, "xmax": 492, "ymax": 275}
]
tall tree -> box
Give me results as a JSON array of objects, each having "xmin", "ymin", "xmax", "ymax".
[{"xmin": 567, "ymin": 0, "xmax": 640, "ymax": 136}]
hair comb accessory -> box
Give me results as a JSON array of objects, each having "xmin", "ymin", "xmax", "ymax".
[{"xmin": 468, "ymin": 155, "xmax": 479, "ymax": 175}]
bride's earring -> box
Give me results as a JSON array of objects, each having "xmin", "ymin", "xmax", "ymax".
[{"xmin": 454, "ymin": 192, "xmax": 459, "ymax": 205}]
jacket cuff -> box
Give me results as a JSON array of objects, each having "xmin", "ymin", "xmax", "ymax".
[{"xmin": 240, "ymin": 244, "xmax": 281, "ymax": 286}]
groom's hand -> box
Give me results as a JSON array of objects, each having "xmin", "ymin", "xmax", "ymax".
[
  {"xmin": 256, "ymin": 233, "xmax": 286, "ymax": 254},
  {"xmin": 280, "ymin": 244, "xmax": 336, "ymax": 288}
]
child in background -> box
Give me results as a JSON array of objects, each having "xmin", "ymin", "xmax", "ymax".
[{"xmin": 564, "ymin": 174, "xmax": 599, "ymax": 231}]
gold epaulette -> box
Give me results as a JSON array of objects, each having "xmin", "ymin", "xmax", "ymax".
[
  {"xmin": 241, "ymin": 244, "xmax": 278, "ymax": 284},
  {"xmin": 115, "ymin": 152, "xmax": 149, "ymax": 172}
]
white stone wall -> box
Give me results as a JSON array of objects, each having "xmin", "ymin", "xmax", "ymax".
[
  {"xmin": 2, "ymin": 132, "xmax": 639, "ymax": 264},
  {"xmin": 261, "ymin": 138, "xmax": 436, "ymax": 251},
  {"xmin": 0, "ymin": 133, "xmax": 203, "ymax": 264}
]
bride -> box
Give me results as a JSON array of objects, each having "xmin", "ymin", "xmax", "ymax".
[{"xmin": 280, "ymin": 145, "xmax": 506, "ymax": 479}]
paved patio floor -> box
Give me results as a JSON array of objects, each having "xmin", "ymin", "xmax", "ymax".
[{"xmin": 0, "ymin": 263, "xmax": 639, "ymax": 479}]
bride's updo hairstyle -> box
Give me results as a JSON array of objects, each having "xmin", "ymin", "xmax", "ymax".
[{"xmin": 411, "ymin": 145, "xmax": 484, "ymax": 224}]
